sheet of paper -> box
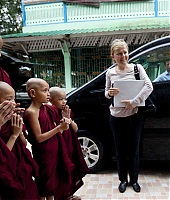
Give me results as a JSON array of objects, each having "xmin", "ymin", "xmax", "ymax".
[{"xmin": 114, "ymin": 80, "xmax": 145, "ymax": 107}]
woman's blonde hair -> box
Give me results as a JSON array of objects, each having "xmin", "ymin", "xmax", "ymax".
[{"xmin": 110, "ymin": 39, "xmax": 128, "ymax": 57}]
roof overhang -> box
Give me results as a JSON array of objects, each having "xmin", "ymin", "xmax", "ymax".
[
  {"xmin": 0, "ymin": 51, "xmax": 33, "ymax": 65},
  {"xmin": 2, "ymin": 17, "xmax": 170, "ymax": 54}
]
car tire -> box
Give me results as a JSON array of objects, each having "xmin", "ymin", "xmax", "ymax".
[{"xmin": 77, "ymin": 130, "xmax": 105, "ymax": 173}]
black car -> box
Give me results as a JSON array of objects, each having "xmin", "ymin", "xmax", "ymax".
[
  {"xmin": 15, "ymin": 83, "xmax": 31, "ymax": 108},
  {"xmin": 67, "ymin": 36, "xmax": 170, "ymax": 173}
]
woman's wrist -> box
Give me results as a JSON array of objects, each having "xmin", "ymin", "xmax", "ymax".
[{"xmin": 108, "ymin": 93, "xmax": 112, "ymax": 97}]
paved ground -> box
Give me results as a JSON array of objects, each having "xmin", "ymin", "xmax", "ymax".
[
  {"xmin": 74, "ymin": 161, "xmax": 170, "ymax": 200},
  {"xmin": 27, "ymin": 143, "xmax": 169, "ymax": 200}
]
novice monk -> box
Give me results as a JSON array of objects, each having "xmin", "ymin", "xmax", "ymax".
[
  {"xmin": 49, "ymin": 87, "xmax": 89, "ymax": 200},
  {"xmin": 0, "ymin": 81, "xmax": 40, "ymax": 200},
  {"xmin": 23, "ymin": 78, "xmax": 75, "ymax": 200}
]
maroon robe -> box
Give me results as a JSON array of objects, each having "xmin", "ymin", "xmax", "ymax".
[
  {"xmin": 0, "ymin": 66, "xmax": 12, "ymax": 86},
  {"xmin": 0, "ymin": 138, "xmax": 25, "ymax": 200},
  {"xmin": 0, "ymin": 121, "xmax": 40, "ymax": 200},
  {"xmin": 23, "ymin": 104, "xmax": 74, "ymax": 199},
  {"xmin": 56, "ymin": 110, "xmax": 89, "ymax": 199}
]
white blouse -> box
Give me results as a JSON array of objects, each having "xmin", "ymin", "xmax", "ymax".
[{"xmin": 105, "ymin": 63, "xmax": 153, "ymax": 117}]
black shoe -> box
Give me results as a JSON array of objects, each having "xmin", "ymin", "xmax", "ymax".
[
  {"xmin": 118, "ymin": 181, "xmax": 127, "ymax": 193},
  {"xmin": 131, "ymin": 182, "xmax": 141, "ymax": 193}
]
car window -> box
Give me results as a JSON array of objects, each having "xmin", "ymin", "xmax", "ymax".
[
  {"xmin": 130, "ymin": 44, "xmax": 170, "ymax": 81},
  {"xmin": 129, "ymin": 43, "xmax": 170, "ymax": 116}
]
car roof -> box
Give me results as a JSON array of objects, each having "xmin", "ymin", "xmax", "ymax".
[{"xmin": 129, "ymin": 35, "xmax": 170, "ymax": 58}]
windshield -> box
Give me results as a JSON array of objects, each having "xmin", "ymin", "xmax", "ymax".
[{"xmin": 130, "ymin": 43, "xmax": 170, "ymax": 82}]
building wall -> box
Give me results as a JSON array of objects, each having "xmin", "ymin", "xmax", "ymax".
[
  {"xmin": 22, "ymin": 0, "xmax": 169, "ymax": 33},
  {"xmin": 19, "ymin": 0, "xmax": 170, "ymax": 92}
]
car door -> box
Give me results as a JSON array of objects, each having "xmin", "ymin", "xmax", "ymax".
[
  {"xmin": 129, "ymin": 42, "xmax": 170, "ymax": 161},
  {"xmin": 130, "ymin": 42, "xmax": 170, "ymax": 117}
]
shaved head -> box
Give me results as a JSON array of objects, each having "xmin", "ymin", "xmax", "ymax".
[
  {"xmin": 49, "ymin": 87, "xmax": 65, "ymax": 98},
  {"xmin": 26, "ymin": 78, "xmax": 48, "ymax": 92},
  {"xmin": 49, "ymin": 87, "xmax": 66, "ymax": 109},
  {"xmin": 0, "ymin": 81, "xmax": 15, "ymax": 103},
  {"xmin": 0, "ymin": 81, "xmax": 13, "ymax": 94}
]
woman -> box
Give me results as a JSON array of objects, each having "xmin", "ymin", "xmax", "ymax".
[{"xmin": 105, "ymin": 39, "xmax": 153, "ymax": 193}]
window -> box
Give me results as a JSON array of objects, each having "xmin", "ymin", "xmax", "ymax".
[{"xmin": 131, "ymin": 44, "xmax": 170, "ymax": 81}]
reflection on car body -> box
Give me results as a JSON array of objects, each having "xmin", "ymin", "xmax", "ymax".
[
  {"xmin": 16, "ymin": 83, "xmax": 31, "ymax": 108},
  {"xmin": 67, "ymin": 36, "xmax": 170, "ymax": 173}
]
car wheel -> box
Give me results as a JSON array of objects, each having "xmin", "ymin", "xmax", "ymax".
[{"xmin": 77, "ymin": 131, "xmax": 105, "ymax": 173}]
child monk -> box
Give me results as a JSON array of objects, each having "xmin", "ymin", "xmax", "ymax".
[
  {"xmin": 49, "ymin": 87, "xmax": 89, "ymax": 200},
  {"xmin": 23, "ymin": 78, "xmax": 75, "ymax": 200},
  {"xmin": 0, "ymin": 81, "xmax": 40, "ymax": 200}
]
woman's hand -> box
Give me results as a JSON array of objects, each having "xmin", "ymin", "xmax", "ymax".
[
  {"xmin": 121, "ymin": 100, "xmax": 134, "ymax": 110},
  {"xmin": 108, "ymin": 87, "xmax": 120, "ymax": 97}
]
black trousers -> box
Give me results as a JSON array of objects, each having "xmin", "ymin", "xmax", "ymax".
[{"xmin": 109, "ymin": 113, "xmax": 144, "ymax": 184}]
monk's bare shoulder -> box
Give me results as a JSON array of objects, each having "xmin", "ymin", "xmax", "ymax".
[{"xmin": 25, "ymin": 107, "xmax": 39, "ymax": 119}]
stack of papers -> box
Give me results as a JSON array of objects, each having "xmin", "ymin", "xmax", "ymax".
[{"xmin": 114, "ymin": 80, "xmax": 145, "ymax": 107}]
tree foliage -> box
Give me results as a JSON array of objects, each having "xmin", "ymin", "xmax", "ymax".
[{"xmin": 0, "ymin": 0, "xmax": 22, "ymax": 35}]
